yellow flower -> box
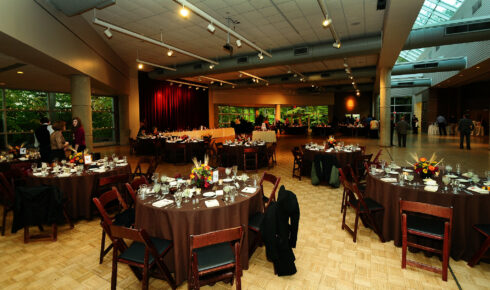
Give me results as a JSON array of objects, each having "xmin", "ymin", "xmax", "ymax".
[
  {"xmin": 420, "ymin": 157, "xmax": 426, "ymax": 162},
  {"xmin": 423, "ymin": 169, "xmax": 428, "ymax": 173}
]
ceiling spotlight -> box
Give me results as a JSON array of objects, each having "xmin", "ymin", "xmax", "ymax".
[
  {"xmin": 311, "ymin": 84, "xmax": 315, "ymax": 87},
  {"xmin": 209, "ymin": 64, "xmax": 214, "ymax": 69},
  {"xmin": 16, "ymin": 71, "xmax": 24, "ymax": 75},
  {"xmin": 258, "ymin": 53, "xmax": 263, "ymax": 60},
  {"xmin": 178, "ymin": 84, "xmax": 182, "ymax": 87},
  {"xmin": 189, "ymin": 86, "xmax": 192, "ymax": 88},
  {"xmin": 343, "ymin": 63, "xmax": 349, "ymax": 68},
  {"xmin": 239, "ymin": 73, "xmax": 243, "ymax": 78},
  {"xmin": 196, "ymin": 87, "xmax": 199, "ymax": 90},
  {"xmin": 207, "ymin": 23, "xmax": 216, "ymax": 33},
  {"xmin": 180, "ymin": 5, "xmax": 189, "ymax": 17},
  {"xmin": 333, "ymin": 41, "xmax": 341, "ymax": 49},
  {"xmin": 322, "ymin": 18, "xmax": 332, "ymax": 28},
  {"xmin": 266, "ymin": 82, "xmax": 269, "ymax": 86},
  {"xmin": 287, "ymin": 70, "xmax": 292, "ymax": 74},
  {"xmin": 203, "ymin": 88, "xmax": 206, "ymax": 91},
  {"xmin": 349, "ymin": 75, "xmax": 353, "ymax": 79},
  {"xmin": 232, "ymin": 86, "xmax": 235, "ymax": 89},
  {"xmin": 137, "ymin": 63, "xmax": 143, "ymax": 69},
  {"xmin": 236, "ymin": 39, "xmax": 242, "ymax": 47},
  {"xmin": 220, "ymin": 82, "xmax": 223, "ymax": 86},
  {"xmin": 210, "ymin": 80, "xmax": 214, "ymax": 84},
  {"xmin": 352, "ymin": 81, "xmax": 355, "ymax": 85},
  {"xmin": 356, "ymin": 91, "xmax": 360, "ymax": 96},
  {"xmin": 167, "ymin": 49, "xmax": 173, "ymax": 57},
  {"xmin": 104, "ymin": 27, "xmax": 112, "ymax": 38},
  {"xmin": 198, "ymin": 77, "xmax": 202, "ymax": 81}
]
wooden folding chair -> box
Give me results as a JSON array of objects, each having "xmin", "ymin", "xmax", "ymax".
[
  {"xmin": 400, "ymin": 200, "xmax": 453, "ymax": 281},
  {"xmin": 110, "ymin": 225, "xmax": 176, "ymax": 290},
  {"xmin": 342, "ymin": 183, "xmax": 384, "ymax": 243},
  {"xmin": 291, "ymin": 147, "xmax": 303, "ymax": 180},
  {"xmin": 468, "ymin": 224, "xmax": 490, "ymax": 267},
  {"xmin": 243, "ymin": 147, "xmax": 258, "ymax": 172},
  {"xmin": 0, "ymin": 172, "xmax": 15, "ymax": 236},
  {"xmin": 248, "ymin": 172, "xmax": 281, "ymax": 256},
  {"xmin": 189, "ymin": 226, "xmax": 244, "ymax": 290},
  {"xmin": 133, "ymin": 157, "xmax": 158, "ymax": 180}
]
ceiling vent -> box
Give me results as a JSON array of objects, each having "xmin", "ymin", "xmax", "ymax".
[
  {"xmin": 377, "ymin": 0, "xmax": 387, "ymax": 10},
  {"xmin": 237, "ymin": 57, "xmax": 248, "ymax": 64},
  {"xmin": 48, "ymin": 0, "xmax": 115, "ymax": 16},
  {"xmin": 413, "ymin": 62, "xmax": 439, "ymax": 69},
  {"xmin": 0, "ymin": 63, "xmax": 25, "ymax": 73},
  {"xmin": 294, "ymin": 47, "xmax": 309, "ymax": 56},
  {"xmin": 446, "ymin": 20, "xmax": 490, "ymax": 35},
  {"xmin": 193, "ymin": 63, "xmax": 202, "ymax": 70}
]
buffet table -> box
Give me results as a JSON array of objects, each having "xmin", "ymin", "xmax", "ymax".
[
  {"xmin": 365, "ymin": 171, "xmax": 490, "ymax": 261},
  {"xmin": 135, "ymin": 180, "xmax": 262, "ymax": 285},
  {"xmin": 252, "ymin": 130, "xmax": 277, "ymax": 143},
  {"xmin": 26, "ymin": 164, "xmax": 131, "ymax": 219}
]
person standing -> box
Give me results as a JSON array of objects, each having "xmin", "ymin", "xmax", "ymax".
[
  {"xmin": 412, "ymin": 115, "xmax": 419, "ymax": 134},
  {"xmin": 369, "ymin": 118, "xmax": 379, "ymax": 139},
  {"xmin": 34, "ymin": 117, "xmax": 53, "ymax": 163},
  {"xmin": 50, "ymin": 121, "xmax": 69, "ymax": 161},
  {"xmin": 72, "ymin": 117, "xmax": 86, "ymax": 152},
  {"xmin": 390, "ymin": 115, "xmax": 395, "ymax": 146},
  {"xmin": 458, "ymin": 114, "xmax": 474, "ymax": 150},
  {"xmin": 396, "ymin": 116, "xmax": 410, "ymax": 147},
  {"xmin": 436, "ymin": 115, "xmax": 447, "ymax": 136}
]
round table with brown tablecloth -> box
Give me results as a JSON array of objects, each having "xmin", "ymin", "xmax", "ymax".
[
  {"xmin": 164, "ymin": 141, "xmax": 205, "ymax": 163},
  {"xmin": 365, "ymin": 171, "xmax": 490, "ymax": 261},
  {"xmin": 135, "ymin": 180, "xmax": 262, "ymax": 285},
  {"xmin": 222, "ymin": 144, "xmax": 268, "ymax": 169},
  {"xmin": 301, "ymin": 147, "xmax": 362, "ymax": 176},
  {"xmin": 0, "ymin": 158, "xmax": 41, "ymax": 172},
  {"xmin": 26, "ymin": 164, "xmax": 131, "ymax": 219}
]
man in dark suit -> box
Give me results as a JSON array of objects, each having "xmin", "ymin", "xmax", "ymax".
[
  {"xmin": 396, "ymin": 116, "xmax": 410, "ymax": 147},
  {"xmin": 34, "ymin": 117, "xmax": 53, "ymax": 162},
  {"xmin": 458, "ymin": 114, "xmax": 474, "ymax": 150}
]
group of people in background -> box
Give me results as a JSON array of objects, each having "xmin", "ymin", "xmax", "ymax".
[
  {"xmin": 435, "ymin": 114, "xmax": 476, "ymax": 149},
  {"xmin": 34, "ymin": 117, "xmax": 86, "ymax": 163}
]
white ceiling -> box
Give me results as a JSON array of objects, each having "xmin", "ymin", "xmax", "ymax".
[{"xmin": 81, "ymin": 0, "xmax": 385, "ymax": 70}]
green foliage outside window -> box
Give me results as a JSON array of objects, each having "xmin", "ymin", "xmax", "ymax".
[{"xmin": 280, "ymin": 106, "xmax": 329, "ymax": 126}]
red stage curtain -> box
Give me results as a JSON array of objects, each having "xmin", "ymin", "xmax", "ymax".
[{"xmin": 139, "ymin": 72, "xmax": 209, "ymax": 131}]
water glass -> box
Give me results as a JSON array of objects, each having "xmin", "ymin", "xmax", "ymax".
[
  {"xmin": 442, "ymin": 175, "xmax": 450, "ymax": 191},
  {"xmin": 486, "ymin": 170, "xmax": 490, "ymax": 182},
  {"xmin": 407, "ymin": 174, "xmax": 414, "ymax": 185},
  {"xmin": 371, "ymin": 165, "xmax": 377, "ymax": 175},
  {"xmin": 229, "ymin": 188, "xmax": 236, "ymax": 203},
  {"xmin": 456, "ymin": 164, "xmax": 461, "ymax": 175},
  {"xmin": 446, "ymin": 164, "xmax": 452, "ymax": 174},
  {"xmin": 225, "ymin": 168, "xmax": 232, "ymax": 178},
  {"xmin": 175, "ymin": 193, "xmax": 182, "ymax": 208},
  {"xmin": 123, "ymin": 156, "xmax": 127, "ymax": 163},
  {"xmin": 398, "ymin": 173, "xmax": 404, "ymax": 186},
  {"xmin": 31, "ymin": 163, "xmax": 38, "ymax": 172}
]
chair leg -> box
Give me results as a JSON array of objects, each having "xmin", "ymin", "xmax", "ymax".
[
  {"xmin": 468, "ymin": 237, "xmax": 490, "ymax": 267},
  {"xmin": 1, "ymin": 206, "xmax": 6, "ymax": 236},
  {"xmin": 100, "ymin": 230, "xmax": 106, "ymax": 264},
  {"xmin": 63, "ymin": 208, "xmax": 74, "ymax": 229},
  {"xmin": 142, "ymin": 263, "xmax": 149, "ymax": 290},
  {"xmin": 111, "ymin": 245, "xmax": 118, "ymax": 290},
  {"xmin": 442, "ymin": 230, "xmax": 450, "ymax": 281},
  {"xmin": 353, "ymin": 211, "xmax": 360, "ymax": 243},
  {"xmin": 52, "ymin": 224, "xmax": 57, "ymax": 241},
  {"xmin": 340, "ymin": 189, "xmax": 346, "ymax": 213},
  {"xmin": 341, "ymin": 203, "xmax": 347, "ymax": 230},
  {"xmin": 401, "ymin": 215, "xmax": 407, "ymax": 269}
]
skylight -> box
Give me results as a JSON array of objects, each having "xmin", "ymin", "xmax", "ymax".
[{"xmin": 397, "ymin": 0, "xmax": 465, "ymax": 63}]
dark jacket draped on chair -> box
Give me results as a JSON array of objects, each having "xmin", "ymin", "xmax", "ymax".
[{"xmin": 260, "ymin": 185, "xmax": 300, "ymax": 276}]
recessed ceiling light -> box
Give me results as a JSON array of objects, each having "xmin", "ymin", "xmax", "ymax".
[
  {"xmin": 167, "ymin": 49, "xmax": 174, "ymax": 56},
  {"xmin": 476, "ymin": 66, "xmax": 480, "ymax": 69},
  {"xmin": 180, "ymin": 6, "xmax": 189, "ymax": 17},
  {"xmin": 16, "ymin": 71, "xmax": 24, "ymax": 74},
  {"xmin": 258, "ymin": 52, "xmax": 264, "ymax": 60},
  {"xmin": 209, "ymin": 64, "xmax": 214, "ymax": 69},
  {"xmin": 207, "ymin": 23, "xmax": 216, "ymax": 33},
  {"xmin": 322, "ymin": 18, "xmax": 332, "ymax": 28},
  {"xmin": 137, "ymin": 64, "xmax": 143, "ymax": 69},
  {"xmin": 236, "ymin": 39, "xmax": 242, "ymax": 47}
]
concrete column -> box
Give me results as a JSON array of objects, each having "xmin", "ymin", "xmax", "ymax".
[
  {"xmin": 70, "ymin": 74, "xmax": 93, "ymax": 150},
  {"xmin": 275, "ymin": 104, "xmax": 281, "ymax": 122},
  {"xmin": 379, "ymin": 68, "xmax": 392, "ymax": 147},
  {"xmin": 119, "ymin": 95, "xmax": 129, "ymax": 145},
  {"xmin": 128, "ymin": 69, "xmax": 140, "ymax": 138}
]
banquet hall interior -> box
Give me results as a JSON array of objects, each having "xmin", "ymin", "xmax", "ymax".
[{"xmin": 0, "ymin": 0, "xmax": 489, "ymax": 289}]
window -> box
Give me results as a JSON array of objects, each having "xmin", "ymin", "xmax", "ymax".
[
  {"xmin": 92, "ymin": 95, "xmax": 116, "ymax": 144},
  {"xmin": 218, "ymin": 106, "xmax": 256, "ymax": 127},
  {"xmin": 281, "ymin": 106, "xmax": 329, "ymax": 126}
]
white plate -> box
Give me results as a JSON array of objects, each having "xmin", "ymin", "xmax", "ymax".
[
  {"xmin": 223, "ymin": 178, "xmax": 233, "ymax": 182},
  {"xmin": 402, "ymin": 169, "xmax": 413, "ymax": 172},
  {"xmin": 203, "ymin": 192, "xmax": 215, "ymax": 197},
  {"xmin": 457, "ymin": 178, "xmax": 470, "ymax": 183},
  {"xmin": 445, "ymin": 174, "xmax": 458, "ymax": 178},
  {"xmin": 389, "ymin": 171, "xmax": 399, "ymax": 175}
]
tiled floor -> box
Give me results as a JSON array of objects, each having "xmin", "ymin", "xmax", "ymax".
[{"xmin": 0, "ymin": 133, "xmax": 489, "ymax": 289}]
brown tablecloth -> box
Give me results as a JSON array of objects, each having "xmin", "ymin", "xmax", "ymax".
[
  {"xmin": 164, "ymin": 141, "xmax": 205, "ymax": 163},
  {"xmin": 0, "ymin": 158, "xmax": 40, "ymax": 172},
  {"xmin": 222, "ymin": 144, "xmax": 268, "ymax": 170},
  {"xmin": 365, "ymin": 172, "xmax": 490, "ymax": 261},
  {"xmin": 301, "ymin": 148, "xmax": 362, "ymax": 176},
  {"xmin": 135, "ymin": 181, "xmax": 262, "ymax": 285},
  {"xmin": 25, "ymin": 165, "xmax": 131, "ymax": 219}
]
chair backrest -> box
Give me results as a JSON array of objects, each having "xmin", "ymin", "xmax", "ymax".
[
  {"xmin": 260, "ymin": 172, "xmax": 280, "ymax": 209},
  {"xmin": 133, "ymin": 157, "xmax": 157, "ymax": 179},
  {"xmin": 190, "ymin": 226, "xmax": 243, "ymax": 250},
  {"xmin": 372, "ymin": 149, "xmax": 382, "ymax": 165},
  {"xmin": 92, "ymin": 187, "xmax": 128, "ymax": 225},
  {"xmin": 400, "ymin": 200, "xmax": 453, "ymax": 222},
  {"xmin": 347, "ymin": 165, "xmax": 361, "ymax": 184},
  {"xmin": 110, "ymin": 224, "xmax": 161, "ymax": 262},
  {"xmin": 338, "ymin": 166, "xmax": 354, "ymax": 187}
]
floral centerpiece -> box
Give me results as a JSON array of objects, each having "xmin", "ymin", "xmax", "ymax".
[
  {"xmin": 408, "ymin": 153, "xmax": 442, "ymax": 179},
  {"xmin": 68, "ymin": 146, "xmax": 85, "ymax": 164},
  {"xmin": 181, "ymin": 135, "xmax": 188, "ymax": 141},
  {"xmin": 190, "ymin": 155, "xmax": 212, "ymax": 188},
  {"xmin": 327, "ymin": 136, "xmax": 336, "ymax": 148},
  {"xmin": 8, "ymin": 142, "xmax": 26, "ymax": 158}
]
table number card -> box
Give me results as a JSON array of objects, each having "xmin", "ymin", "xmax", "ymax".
[
  {"xmin": 20, "ymin": 148, "xmax": 26, "ymax": 155},
  {"xmin": 213, "ymin": 170, "xmax": 219, "ymax": 183},
  {"xmin": 84, "ymin": 154, "xmax": 92, "ymax": 165}
]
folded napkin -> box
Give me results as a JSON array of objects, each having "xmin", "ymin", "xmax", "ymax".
[
  {"xmin": 152, "ymin": 199, "xmax": 174, "ymax": 207},
  {"xmin": 467, "ymin": 186, "xmax": 489, "ymax": 194},
  {"xmin": 343, "ymin": 150, "xmax": 352, "ymax": 153},
  {"xmin": 326, "ymin": 148, "xmax": 333, "ymax": 152},
  {"xmin": 375, "ymin": 169, "xmax": 384, "ymax": 173},
  {"xmin": 32, "ymin": 172, "xmax": 44, "ymax": 177},
  {"xmin": 215, "ymin": 190, "xmax": 223, "ymax": 196},
  {"xmin": 380, "ymin": 177, "xmax": 397, "ymax": 183},
  {"xmin": 462, "ymin": 172, "xmax": 473, "ymax": 178},
  {"xmin": 205, "ymin": 199, "xmax": 220, "ymax": 208},
  {"xmin": 456, "ymin": 178, "xmax": 470, "ymax": 183},
  {"xmin": 402, "ymin": 168, "xmax": 413, "ymax": 172},
  {"xmin": 446, "ymin": 174, "xmax": 458, "ymax": 178},
  {"xmin": 424, "ymin": 185, "xmax": 439, "ymax": 192},
  {"xmin": 18, "ymin": 157, "xmax": 28, "ymax": 161},
  {"xmin": 116, "ymin": 163, "xmax": 128, "ymax": 167},
  {"xmin": 424, "ymin": 179, "xmax": 437, "ymax": 186},
  {"xmin": 391, "ymin": 165, "xmax": 401, "ymax": 170},
  {"xmin": 92, "ymin": 168, "xmax": 107, "ymax": 173},
  {"xmin": 57, "ymin": 173, "xmax": 71, "ymax": 178},
  {"xmin": 242, "ymin": 187, "xmax": 256, "ymax": 194}
]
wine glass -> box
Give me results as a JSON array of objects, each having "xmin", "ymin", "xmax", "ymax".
[
  {"xmin": 467, "ymin": 169, "xmax": 474, "ymax": 178},
  {"xmin": 486, "ymin": 170, "xmax": 490, "ymax": 183},
  {"xmin": 31, "ymin": 163, "xmax": 37, "ymax": 172},
  {"xmin": 174, "ymin": 192, "xmax": 182, "ymax": 208},
  {"xmin": 442, "ymin": 175, "xmax": 450, "ymax": 191},
  {"xmin": 407, "ymin": 174, "xmax": 414, "ymax": 186},
  {"xmin": 446, "ymin": 164, "xmax": 452, "ymax": 174},
  {"xmin": 452, "ymin": 179, "xmax": 460, "ymax": 194},
  {"xmin": 456, "ymin": 163, "xmax": 461, "ymax": 175},
  {"xmin": 225, "ymin": 168, "xmax": 232, "ymax": 179},
  {"xmin": 398, "ymin": 173, "xmax": 404, "ymax": 186},
  {"xmin": 471, "ymin": 174, "xmax": 480, "ymax": 185},
  {"xmin": 384, "ymin": 167, "xmax": 391, "ymax": 177},
  {"xmin": 152, "ymin": 173, "xmax": 159, "ymax": 184},
  {"xmin": 232, "ymin": 165, "xmax": 238, "ymax": 179}
]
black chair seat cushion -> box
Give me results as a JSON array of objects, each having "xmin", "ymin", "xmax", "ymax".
[
  {"xmin": 114, "ymin": 208, "xmax": 135, "ymax": 228},
  {"xmin": 195, "ymin": 242, "xmax": 235, "ymax": 272},
  {"xmin": 119, "ymin": 237, "xmax": 171, "ymax": 264},
  {"xmin": 475, "ymin": 224, "xmax": 490, "ymax": 236},
  {"xmin": 350, "ymin": 197, "xmax": 383, "ymax": 212},
  {"xmin": 248, "ymin": 212, "xmax": 264, "ymax": 232},
  {"xmin": 407, "ymin": 214, "xmax": 446, "ymax": 238}
]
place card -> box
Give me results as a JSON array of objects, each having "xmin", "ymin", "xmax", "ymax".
[
  {"xmin": 205, "ymin": 199, "xmax": 220, "ymax": 207},
  {"xmin": 215, "ymin": 190, "xmax": 223, "ymax": 196},
  {"xmin": 380, "ymin": 177, "xmax": 397, "ymax": 183},
  {"xmin": 213, "ymin": 170, "xmax": 219, "ymax": 183},
  {"xmin": 20, "ymin": 148, "xmax": 26, "ymax": 155},
  {"xmin": 242, "ymin": 187, "xmax": 256, "ymax": 194},
  {"xmin": 152, "ymin": 199, "xmax": 173, "ymax": 207}
]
